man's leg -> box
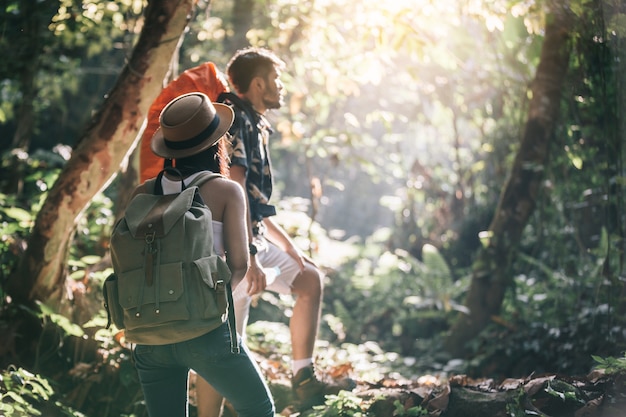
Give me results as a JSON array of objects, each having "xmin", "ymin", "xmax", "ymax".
[
  {"xmin": 289, "ymin": 263, "xmax": 323, "ymax": 362},
  {"xmin": 256, "ymin": 242, "xmax": 321, "ymax": 371},
  {"xmin": 288, "ymin": 263, "xmax": 351, "ymax": 408},
  {"xmin": 195, "ymin": 376, "xmax": 224, "ymax": 417},
  {"xmin": 257, "ymin": 244, "xmax": 354, "ymax": 409},
  {"xmin": 258, "ymin": 243, "xmax": 350, "ymax": 408}
]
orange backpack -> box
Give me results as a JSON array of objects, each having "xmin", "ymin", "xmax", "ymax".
[{"xmin": 139, "ymin": 62, "xmax": 228, "ymax": 183}]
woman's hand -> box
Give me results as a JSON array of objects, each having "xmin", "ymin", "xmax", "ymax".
[{"xmin": 245, "ymin": 257, "xmax": 267, "ymax": 295}]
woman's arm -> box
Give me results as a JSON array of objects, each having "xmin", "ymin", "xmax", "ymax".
[
  {"xmin": 220, "ymin": 181, "xmax": 249, "ymax": 290},
  {"xmin": 229, "ymin": 164, "xmax": 267, "ymax": 295}
]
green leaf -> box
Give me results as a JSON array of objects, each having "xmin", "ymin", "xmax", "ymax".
[
  {"xmin": 36, "ymin": 302, "xmax": 85, "ymax": 338},
  {"xmin": 3, "ymin": 206, "xmax": 32, "ymax": 222},
  {"xmin": 2, "ymin": 391, "xmax": 29, "ymax": 405},
  {"xmin": 79, "ymin": 255, "xmax": 102, "ymax": 265}
]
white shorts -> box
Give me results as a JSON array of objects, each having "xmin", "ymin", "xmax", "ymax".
[{"xmin": 231, "ymin": 236, "xmax": 302, "ymax": 336}]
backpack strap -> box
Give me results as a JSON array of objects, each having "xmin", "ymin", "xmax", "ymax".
[
  {"xmin": 186, "ymin": 171, "xmax": 223, "ymax": 188},
  {"xmin": 147, "ymin": 169, "xmax": 218, "ymax": 200},
  {"xmin": 225, "ymin": 282, "xmax": 239, "ymax": 354},
  {"xmin": 154, "ymin": 167, "xmax": 185, "ymax": 195},
  {"xmin": 142, "ymin": 167, "xmax": 185, "ymax": 196}
]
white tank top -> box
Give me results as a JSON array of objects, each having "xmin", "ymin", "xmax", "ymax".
[{"xmin": 160, "ymin": 172, "xmax": 225, "ymax": 256}]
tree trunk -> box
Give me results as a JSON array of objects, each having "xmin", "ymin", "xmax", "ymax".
[
  {"xmin": 5, "ymin": 0, "xmax": 56, "ymax": 197},
  {"xmin": 444, "ymin": 6, "xmax": 574, "ymax": 357},
  {"xmin": 10, "ymin": 0, "xmax": 51, "ymax": 151},
  {"xmin": 225, "ymin": 0, "xmax": 255, "ymax": 55},
  {"xmin": 7, "ymin": 0, "xmax": 196, "ymax": 305}
]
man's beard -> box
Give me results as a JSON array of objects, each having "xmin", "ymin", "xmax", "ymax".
[{"xmin": 263, "ymin": 95, "xmax": 282, "ymax": 110}]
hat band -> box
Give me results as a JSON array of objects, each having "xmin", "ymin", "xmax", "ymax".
[{"xmin": 163, "ymin": 114, "xmax": 221, "ymax": 150}]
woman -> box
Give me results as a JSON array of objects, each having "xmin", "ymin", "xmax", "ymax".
[{"xmin": 130, "ymin": 92, "xmax": 274, "ymax": 417}]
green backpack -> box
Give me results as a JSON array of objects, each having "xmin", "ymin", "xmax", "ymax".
[{"xmin": 104, "ymin": 170, "xmax": 238, "ymax": 351}]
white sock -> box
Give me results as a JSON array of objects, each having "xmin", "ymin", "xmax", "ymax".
[{"xmin": 292, "ymin": 358, "xmax": 313, "ymax": 375}]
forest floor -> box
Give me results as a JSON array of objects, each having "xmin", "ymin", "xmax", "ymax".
[
  {"xmin": 2, "ymin": 299, "xmax": 625, "ymax": 417},
  {"xmin": 188, "ymin": 320, "xmax": 626, "ymax": 417},
  {"xmin": 1, "ymin": 316, "xmax": 625, "ymax": 417},
  {"xmin": 186, "ymin": 351, "xmax": 626, "ymax": 417}
]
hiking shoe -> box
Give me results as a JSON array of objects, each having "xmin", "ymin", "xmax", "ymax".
[{"xmin": 291, "ymin": 365, "xmax": 355, "ymax": 410}]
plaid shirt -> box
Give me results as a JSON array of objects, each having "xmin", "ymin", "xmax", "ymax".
[{"xmin": 225, "ymin": 100, "xmax": 274, "ymax": 228}]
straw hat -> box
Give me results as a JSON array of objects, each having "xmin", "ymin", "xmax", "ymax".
[{"xmin": 151, "ymin": 92, "xmax": 234, "ymax": 159}]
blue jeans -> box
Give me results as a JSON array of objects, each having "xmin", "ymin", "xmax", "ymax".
[{"xmin": 132, "ymin": 323, "xmax": 275, "ymax": 417}]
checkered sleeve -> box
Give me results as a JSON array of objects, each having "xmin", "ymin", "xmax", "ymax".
[{"xmin": 226, "ymin": 112, "xmax": 249, "ymax": 169}]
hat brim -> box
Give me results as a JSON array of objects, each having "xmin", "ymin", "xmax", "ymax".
[{"xmin": 151, "ymin": 103, "xmax": 234, "ymax": 159}]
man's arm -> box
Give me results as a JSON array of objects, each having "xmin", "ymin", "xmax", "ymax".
[{"xmin": 262, "ymin": 216, "xmax": 310, "ymax": 271}]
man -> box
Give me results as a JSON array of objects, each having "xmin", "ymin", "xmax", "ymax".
[{"xmin": 195, "ymin": 47, "xmax": 348, "ymax": 415}]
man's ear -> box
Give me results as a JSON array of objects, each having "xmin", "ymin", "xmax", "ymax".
[{"xmin": 254, "ymin": 76, "xmax": 265, "ymax": 91}]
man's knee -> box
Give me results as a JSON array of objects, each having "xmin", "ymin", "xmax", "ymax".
[{"xmin": 292, "ymin": 264, "xmax": 323, "ymax": 297}]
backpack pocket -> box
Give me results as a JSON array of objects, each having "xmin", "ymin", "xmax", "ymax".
[
  {"xmin": 192, "ymin": 256, "xmax": 232, "ymax": 319},
  {"xmin": 118, "ymin": 262, "xmax": 190, "ymax": 331},
  {"xmin": 193, "ymin": 255, "xmax": 231, "ymax": 287},
  {"xmin": 102, "ymin": 273, "xmax": 125, "ymax": 329}
]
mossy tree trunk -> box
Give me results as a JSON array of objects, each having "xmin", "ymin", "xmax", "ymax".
[{"xmin": 444, "ymin": 6, "xmax": 575, "ymax": 357}]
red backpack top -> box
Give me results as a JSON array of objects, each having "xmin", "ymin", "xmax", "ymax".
[{"xmin": 139, "ymin": 62, "xmax": 228, "ymax": 183}]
